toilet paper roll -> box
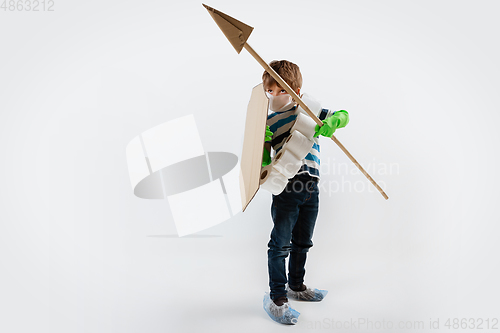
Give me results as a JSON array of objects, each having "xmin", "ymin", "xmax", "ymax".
[
  {"xmin": 282, "ymin": 130, "xmax": 314, "ymax": 160},
  {"xmin": 297, "ymin": 93, "xmax": 322, "ymax": 115},
  {"xmin": 259, "ymin": 165, "xmax": 288, "ymax": 195},
  {"xmin": 272, "ymin": 149, "xmax": 302, "ymax": 179},
  {"xmin": 291, "ymin": 112, "xmax": 317, "ymax": 139},
  {"xmin": 259, "ymin": 164, "xmax": 273, "ymax": 185}
]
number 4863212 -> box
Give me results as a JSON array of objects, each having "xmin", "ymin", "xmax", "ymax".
[
  {"xmin": 1, "ymin": 0, "xmax": 55, "ymax": 11},
  {"xmin": 444, "ymin": 318, "xmax": 498, "ymax": 330}
]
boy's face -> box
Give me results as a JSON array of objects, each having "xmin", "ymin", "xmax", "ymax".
[
  {"xmin": 265, "ymin": 82, "xmax": 300, "ymax": 97},
  {"xmin": 265, "ymin": 82, "xmax": 302, "ymax": 112}
]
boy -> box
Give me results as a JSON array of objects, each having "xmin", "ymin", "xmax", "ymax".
[{"xmin": 261, "ymin": 60, "xmax": 349, "ymax": 324}]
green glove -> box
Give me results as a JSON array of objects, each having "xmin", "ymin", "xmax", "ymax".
[
  {"xmin": 265, "ymin": 125, "xmax": 273, "ymax": 142},
  {"xmin": 262, "ymin": 147, "xmax": 272, "ymax": 167},
  {"xmin": 314, "ymin": 110, "xmax": 349, "ymax": 138},
  {"xmin": 262, "ymin": 125, "xmax": 273, "ymax": 167}
]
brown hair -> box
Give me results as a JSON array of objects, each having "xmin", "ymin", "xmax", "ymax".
[{"xmin": 262, "ymin": 60, "xmax": 302, "ymax": 92}]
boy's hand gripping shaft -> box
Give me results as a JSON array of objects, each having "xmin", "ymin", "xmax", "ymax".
[{"xmin": 203, "ymin": 3, "xmax": 389, "ymax": 200}]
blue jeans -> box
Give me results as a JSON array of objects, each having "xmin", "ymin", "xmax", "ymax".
[{"xmin": 268, "ymin": 174, "xmax": 319, "ymax": 300}]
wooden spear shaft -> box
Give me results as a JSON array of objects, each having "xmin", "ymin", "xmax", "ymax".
[{"xmin": 244, "ymin": 43, "xmax": 389, "ymax": 200}]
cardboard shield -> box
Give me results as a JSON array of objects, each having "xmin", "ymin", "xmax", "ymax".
[{"xmin": 239, "ymin": 83, "xmax": 269, "ymax": 211}]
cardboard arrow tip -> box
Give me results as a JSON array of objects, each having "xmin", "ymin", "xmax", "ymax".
[{"xmin": 202, "ymin": 3, "xmax": 254, "ymax": 54}]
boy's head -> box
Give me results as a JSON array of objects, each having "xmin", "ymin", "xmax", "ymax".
[{"xmin": 262, "ymin": 60, "xmax": 302, "ymax": 96}]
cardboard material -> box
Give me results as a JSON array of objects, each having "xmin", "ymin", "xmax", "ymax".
[
  {"xmin": 202, "ymin": 4, "xmax": 254, "ymax": 54},
  {"xmin": 203, "ymin": 3, "xmax": 389, "ymax": 200},
  {"xmin": 239, "ymin": 83, "xmax": 269, "ymax": 211}
]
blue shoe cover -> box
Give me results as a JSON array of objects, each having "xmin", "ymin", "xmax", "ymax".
[
  {"xmin": 286, "ymin": 284, "xmax": 328, "ymax": 301},
  {"xmin": 263, "ymin": 293, "xmax": 300, "ymax": 325}
]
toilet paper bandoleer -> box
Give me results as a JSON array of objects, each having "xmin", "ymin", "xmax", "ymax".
[
  {"xmin": 259, "ymin": 60, "xmax": 349, "ymax": 312},
  {"xmin": 260, "ymin": 71, "xmax": 349, "ymax": 195}
]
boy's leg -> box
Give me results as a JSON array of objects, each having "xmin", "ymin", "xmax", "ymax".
[
  {"xmin": 288, "ymin": 179, "xmax": 319, "ymax": 288},
  {"xmin": 268, "ymin": 182, "xmax": 304, "ymax": 301}
]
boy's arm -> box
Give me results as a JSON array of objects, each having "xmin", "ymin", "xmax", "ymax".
[{"xmin": 314, "ymin": 110, "xmax": 349, "ymax": 138}]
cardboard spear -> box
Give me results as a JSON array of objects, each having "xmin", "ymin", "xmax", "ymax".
[{"xmin": 203, "ymin": 4, "xmax": 389, "ymax": 200}]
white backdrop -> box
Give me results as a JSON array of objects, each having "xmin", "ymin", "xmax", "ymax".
[{"xmin": 1, "ymin": 0, "xmax": 499, "ymax": 332}]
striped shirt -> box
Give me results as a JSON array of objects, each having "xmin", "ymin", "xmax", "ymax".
[{"xmin": 266, "ymin": 105, "xmax": 335, "ymax": 180}]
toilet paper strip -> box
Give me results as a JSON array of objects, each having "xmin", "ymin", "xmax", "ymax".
[{"xmin": 259, "ymin": 94, "xmax": 322, "ymax": 195}]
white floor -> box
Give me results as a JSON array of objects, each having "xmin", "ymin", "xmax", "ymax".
[
  {"xmin": 3, "ymin": 189, "xmax": 492, "ymax": 333},
  {"xmin": 1, "ymin": 176, "xmax": 498, "ymax": 333}
]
